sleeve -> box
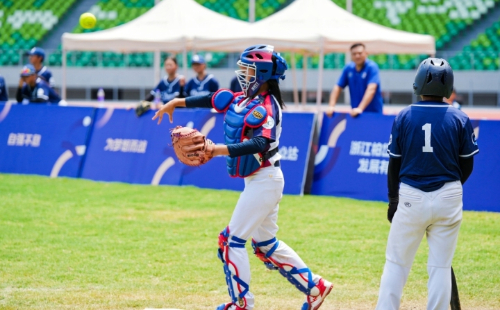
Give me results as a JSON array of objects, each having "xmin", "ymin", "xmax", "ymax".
[
  {"xmin": 387, "ymin": 157, "xmax": 402, "ymax": 198},
  {"xmin": 337, "ymin": 66, "xmax": 349, "ymax": 88},
  {"xmin": 367, "ymin": 63, "xmax": 381, "ymax": 85},
  {"xmin": 0, "ymin": 79, "xmax": 7, "ymax": 101},
  {"xmin": 48, "ymin": 87, "xmax": 61, "ymax": 103},
  {"xmin": 209, "ymin": 78, "xmax": 219, "ymax": 92},
  {"xmin": 184, "ymin": 80, "xmax": 192, "ymax": 97},
  {"xmin": 459, "ymin": 157, "xmax": 474, "ymax": 184},
  {"xmin": 227, "ymin": 136, "xmax": 270, "ymax": 158},
  {"xmin": 459, "ymin": 118, "xmax": 479, "ymax": 158},
  {"xmin": 17, "ymin": 86, "xmax": 25, "ymax": 103},
  {"xmin": 150, "ymin": 81, "xmax": 163, "ymax": 96},
  {"xmin": 387, "ymin": 116, "xmax": 402, "ymax": 158},
  {"xmin": 185, "ymin": 93, "xmax": 214, "ymax": 108}
]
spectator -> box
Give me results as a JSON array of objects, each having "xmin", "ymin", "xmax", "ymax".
[
  {"xmin": 16, "ymin": 65, "xmax": 62, "ymax": 104},
  {"xmin": 229, "ymin": 75, "xmax": 242, "ymax": 93},
  {"xmin": 134, "ymin": 56, "xmax": 185, "ymax": 116},
  {"xmin": 184, "ymin": 55, "xmax": 219, "ymax": 97},
  {"xmin": 29, "ymin": 47, "xmax": 54, "ymax": 87},
  {"xmin": 445, "ymin": 88, "xmax": 461, "ymax": 110},
  {"xmin": 327, "ymin": 43, "xmax": 383, "ymax": 117},
  {"xmin": 0, "ymin": 73, "xmax": 7, "ymax": 102},
  {"xmin": 145, "ymin": 57, "xmax": 185, "ymax": 103}
]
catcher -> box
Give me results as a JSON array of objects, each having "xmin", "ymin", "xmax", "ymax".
[{"xmin": 153, "ymin": 45, "xmax": 332, "ymax": 310}]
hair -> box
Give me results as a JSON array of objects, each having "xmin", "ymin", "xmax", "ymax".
[
  {"xmin": 265, "ymin": 55, "xmax": 285, "ymax": 109},
  {"xmin": 267, "ymin": 79, "xmax": 285, "ymax": 109},
  {"xmin": 421, "ymin": 95, "xmax": 444, "ymax": 102},
  {"xmin": 164, "ymin": 56, "xmax": 178, "ymax": 65},
  {"xmin": 350, "ymin": 43, "xmax": 366, "ymax": 51}
]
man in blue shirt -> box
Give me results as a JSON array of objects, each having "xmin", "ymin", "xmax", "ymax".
[
  {"xmin": 0, "ymin": 74, "xmax": 8, "ymax": 102},
  {"xmin": 16, "ymin": 65, "xmax": 62, "ymax": 104},
  {"xmin": 327, "ymin": 43, "xmax": 383, "ymax": 117},
  {"xmin": 184, "ymin": 55, "xmax": 219, "ymax": 97},
  {"xmin": 376, "ymin": 58, "xmax": 478, "ymax": 310},
  {"xmin": 29, "ymin": 47, "xmax": 54, "ymax": 87}
]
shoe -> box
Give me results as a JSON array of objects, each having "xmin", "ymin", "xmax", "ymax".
[
  {"xmin": 216, "ymin": 302, "xmax": 247, "ymax": 310},
  {"xmin": 301, "ymin": 278, "xmax": 333, "ymax": 310}
]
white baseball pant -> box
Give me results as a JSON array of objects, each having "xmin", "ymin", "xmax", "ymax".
[
  {"xmin": 376, "ymin": 181, "xmax": 463, "ymax": 310},
  {"xmin": 224, "ymin": 165, "xmax": 321, "ymax": 309}
]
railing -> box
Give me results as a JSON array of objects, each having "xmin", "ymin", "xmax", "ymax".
[{"xmin": 1, "ymin": 49, "xmax": 500, "ymax": 71}]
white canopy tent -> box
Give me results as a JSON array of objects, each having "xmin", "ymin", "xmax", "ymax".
[
  {"xmin": 61, "ymin": 0, "xmax": 251, "ymax": 99},
  {"xmin": 62, "ymin": 0, "xmax": 435, "ymax": 104},
  {"xmin": 193, "ymin": 0, "xmax": 435, "ymax": 105}
]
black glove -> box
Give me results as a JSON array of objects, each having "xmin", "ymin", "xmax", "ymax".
[
  {"xmin": 135, "ymin": 101, "xmax": 152, "ymax": 117},
  {"xmin": 387, "ymin": 196, "xmax": 398, "ymax": 223}
]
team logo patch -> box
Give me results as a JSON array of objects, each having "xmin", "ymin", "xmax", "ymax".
[
  {"xmin": 263, "ymin": 116, "xmax": 275, "ymax": 129},
  {"xmin": 252, "ymin": 110, "xmax": 263, "ymax": 119},
  {"xmin": 404, "ymin": 202, "xmax": 411, "ymax": 208},
  {"xmin": 472, "ymin": 133, "xmax": 477, "ymax": 145}
]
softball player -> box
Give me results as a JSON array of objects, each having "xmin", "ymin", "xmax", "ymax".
[
  {"xmin": 153, "ymin": 45, "xmax": 332, "ymax": 310},
  {"xmin": 184, "ymin": 55, "xmax": 219, "ymax": 97},
  {"xmin": 29, "ymin": 47, "xmax": 54, "ymax": 87},
  {"xmin": 376, "ymin": 58, "xmax": 478, "ymax": 310}
]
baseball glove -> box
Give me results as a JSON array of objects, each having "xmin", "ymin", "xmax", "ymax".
[
  {"xmin": 171, "ymin": 126, "xmax": 215, "ymax": 166},
  {"xmin": 135, "ymin": 101, "xmax": 152, "ymax": 117}
]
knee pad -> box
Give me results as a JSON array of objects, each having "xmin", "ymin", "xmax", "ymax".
[
  {"xmin": 218, "ymin": 227, "xmax": 249, "ymax": 309},
  {"xmin": 252, "ymin": 238, "xmax": 317, "ymax": 296}
]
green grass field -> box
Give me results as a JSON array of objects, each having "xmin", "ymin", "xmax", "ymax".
[{"xmin": 0, "ymin": 174, "xmax": 499, "ymax": 310}]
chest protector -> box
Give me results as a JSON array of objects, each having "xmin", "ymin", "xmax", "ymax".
[{"xmin": 212, "ymin": 89, "xmax": 270, "ymax": 178}]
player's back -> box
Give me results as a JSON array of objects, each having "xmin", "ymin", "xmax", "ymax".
[{"xmin": 388, "ymin": 100, "xmax": 478, "ymax": 192}]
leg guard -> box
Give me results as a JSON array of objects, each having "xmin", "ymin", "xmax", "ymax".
[
  {"xmin": 252, "ymin": 238, "xmax": 317, "ymax": 295},
  {"xmin": 218, "ymin": 227, "xmax": 250, "ymax": 309}
]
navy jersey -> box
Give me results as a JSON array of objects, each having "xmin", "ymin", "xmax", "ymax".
[
  {"xmin": 21, "ymin": 78, "xmax": 61, "ymax": 104},
  {"xmin": 337, "ymin": 59, "xmax": 383, "ymax": 113},
  {"xmin": 185, "ymin": 74, "xmax": 219, "ymax": 97},
  {"xmin": 37, "ymin": 66, "xmax": 54, "ymax": 87},
  {"xmin": 388, "ymin": 101, "xmax": 479, "ymax": 192},
  {"xmin": 151, "ymin": 76, "xmax": 182, "ymax": 103},
  {"xmin": 0, "ymin": 75, "xmax": 7, "ymax": 101}
]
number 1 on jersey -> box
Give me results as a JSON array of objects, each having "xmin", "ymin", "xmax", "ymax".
[{"xmin": 422, "ymin": 123, "xmax": 434, "ymax": 153}]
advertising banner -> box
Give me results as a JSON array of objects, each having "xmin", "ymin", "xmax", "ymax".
[{"xmin": 0, "ymin": 103, "xmax": 94, "ymax": 177}]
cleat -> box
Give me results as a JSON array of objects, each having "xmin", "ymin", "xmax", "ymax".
[
  {"xmin": 216, "ymin": 302, "xmax": 247, "ymax": 310},
  {"xmin": 301, "ymin": 278, "xmax": 333, "ymax": 310}
]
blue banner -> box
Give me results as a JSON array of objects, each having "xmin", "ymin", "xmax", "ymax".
[
  {"xmin": 462, "ymin": 120, "xmax": 500, "ymax": 212},
  {"xmin": 0, "ymin": 103, "xmax": 94, "ymax": 177},
  {"xmin": 81, "ymin": 108, "xmax": 211, "ymax": 185},
  {"xmin": 180, "ymin": 112, "xmax": 316, "ymax": 195},
  {"xmin": 312, "ymin": 112, "xmax": 395, "ymax": 201}
]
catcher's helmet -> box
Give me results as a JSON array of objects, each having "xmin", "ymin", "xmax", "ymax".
[
  {"xmin": 413, "ymin": 58, "xmax": 454, "ymax": 99},
  {"xmin": 236, "ymin": 44, "xmax": 287, "ymax": 98}
]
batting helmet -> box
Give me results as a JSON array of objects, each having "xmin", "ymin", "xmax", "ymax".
[
  {"xmin": 236, "ymin": 44, "xmax": 287, "ymax": 98},
  {"xmin": 413, "ymin": 58, "xmax": 454, "ymax": 99}
]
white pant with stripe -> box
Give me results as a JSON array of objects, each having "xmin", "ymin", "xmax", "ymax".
[
  {"xmin": 225, "ymin": 166, "xmax": 320, "ymax": 309},
  {"xmin": 376, "ymin": 181, "xmax": 463, "ymax": 310}
]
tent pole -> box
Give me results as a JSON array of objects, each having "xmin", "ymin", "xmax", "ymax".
[
  {"xmin": 291, "ymin": 52, "xmax": 299, "ymax": 105},
  {"xmin": 302, "ymin": 54, "xmax": 307, "ymax": 105},
  {"xmin": 62, "ymin": 49, "xmax": 67, "ymax": 100},
  {"xmin": 183, "ymin": 44, "xmax": 188, "ymax": 78},
  {"xmin": 249, "ymin": 0, "xmax": 255, "ymax": 23},
  {"xmin": 344, "ymin": 51, "xmax": 351, "ymax": 106},
  {"xmin": 316, "ymin": 41, "xmax": 325, "ymax": 109},
  {"xmin": 154, "ymin": 50, "xmax": 161, "ymax": 86}
]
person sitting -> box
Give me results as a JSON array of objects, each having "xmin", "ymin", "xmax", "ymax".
[{"xmin": 16, "ymin": 65, "xmax": 62, "ymax": 105}]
